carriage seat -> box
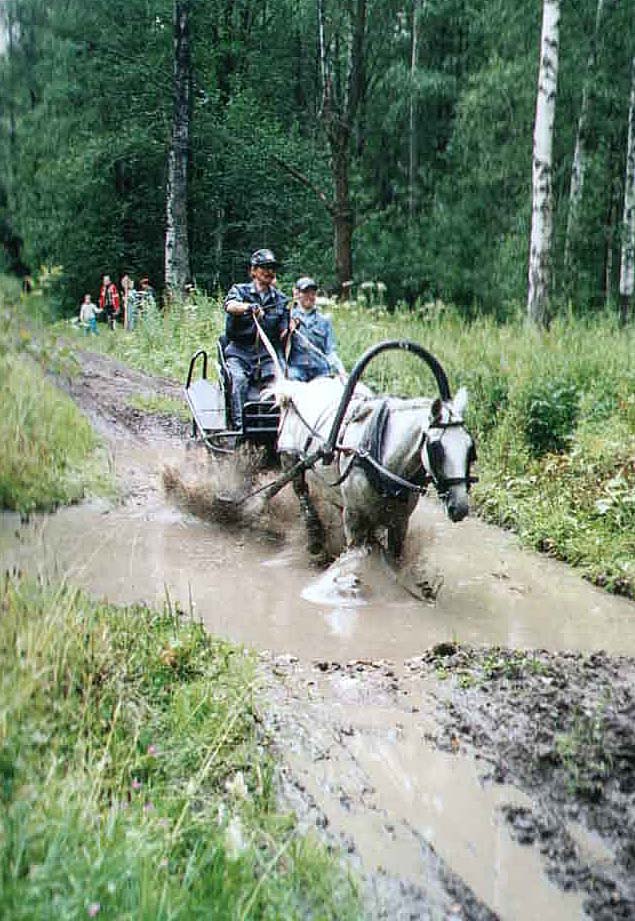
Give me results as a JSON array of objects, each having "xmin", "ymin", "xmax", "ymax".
[{"xmin": 216, "ymin": 336, "xmax": 278, "ymax": 434}]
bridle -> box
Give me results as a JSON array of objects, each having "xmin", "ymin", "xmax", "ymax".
[{"xmin": 423, "ymin": 419, "xmax": 478, "ymax": 495}]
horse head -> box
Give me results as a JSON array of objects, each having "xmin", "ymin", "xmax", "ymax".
[{"xmin": 422, "ymin": 387, "xmax": 477, "ymax": 523}]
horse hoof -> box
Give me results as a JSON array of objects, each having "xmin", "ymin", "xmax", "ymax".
[{"xmin": 333, "ymin": 573, "xmax": 361, "ymax": 597}]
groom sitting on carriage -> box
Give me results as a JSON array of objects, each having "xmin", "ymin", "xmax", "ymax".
[{"xmin": 287, "ymin": 276, "xmax": 346, "ymax": 382}]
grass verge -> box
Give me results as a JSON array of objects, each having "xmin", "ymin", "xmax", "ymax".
[
  {"xmin": 127, "ymin": 393, "xmax": 191, "ymax": 421},
  {"xmin": 0, "ymin": 573, "xmax": 361, "ymax": 920},
  {"xmin": 0, "ymin": 279, "xmax": 107, "ymax": 514}
]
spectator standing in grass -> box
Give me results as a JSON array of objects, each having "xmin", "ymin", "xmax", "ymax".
[
  {"xmin": 287, "ymin": 276, "xmax": 345, "ymax": 381},
  {"xmin": 120, "ymin": 273, "xmax": 131, "ymax": 328},
  {"xmin": 99, "ymin": 274, "xmax": 120, "ymax": 329},
  {"xmin": 78, "ymin": 293, "xmax": 101, "ymax": 336},
  {"xmin": 139, "ymin": 276, "xmax": 156, "ymax": 311}
]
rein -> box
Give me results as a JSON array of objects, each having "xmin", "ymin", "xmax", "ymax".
[
  {"xmin": 222, "ymin": 402, "xmax": 477, "ymax": 509},
  {"xmin": 252, "ymin": 310, "xmax": 284, "ymax": 380}
]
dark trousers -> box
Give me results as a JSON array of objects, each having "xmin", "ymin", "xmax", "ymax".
[{"xmin": 226, "ymin": 354, "xmax": 275, "ymax": 429}]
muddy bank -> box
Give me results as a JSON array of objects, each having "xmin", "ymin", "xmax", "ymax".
[
  {"xmin": 7, "ymin": 344, "xmax": 635, "ymax": 920},
  {"xmin": 409, "ymin": 644, "xmax": 635, "ymax": 919},
  {"xmin": 263, "ymin": 649, "xmax": 635, "ymax": 920}
]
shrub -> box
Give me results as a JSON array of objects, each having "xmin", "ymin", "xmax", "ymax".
[{"xmin": 519, "ymin": 379, "xmax": 580, "ymax": 457}]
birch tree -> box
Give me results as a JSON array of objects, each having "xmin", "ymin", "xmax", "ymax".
[
  {"xmin": 165, "ymin": 0, "xmax": 191, "ymax": 294},
  {"xmin": 563, "ymin": 0, "xmax": 604, "ymax": 279},
  {"xmin": 619, "ymin": 56, "xmax": 635, "ymax": 324},
  {"xmin": 527, "ymin": 0, "xmax": 561, "ymax": 326}
]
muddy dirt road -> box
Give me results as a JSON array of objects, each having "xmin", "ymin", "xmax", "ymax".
[{"xmin": 2, "ymin": 348, "xmax": 634, "ymax": 920}]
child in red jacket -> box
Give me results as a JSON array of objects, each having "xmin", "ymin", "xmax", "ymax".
[{"xmin": 99, "ymin": 274, "xmax": 120, "ymax": 329}]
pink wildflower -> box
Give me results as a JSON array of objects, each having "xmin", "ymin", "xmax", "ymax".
[
  {"xmin": 131, "ymin": 778, "xmax": 142, "ymax": 791},
  {"xmin": 147, "ymin": 744, "xmax": 157, "ymax": 757},
  {"xmin": 87, "ymin": 903, "xmax": 101, "ymax": 918}
]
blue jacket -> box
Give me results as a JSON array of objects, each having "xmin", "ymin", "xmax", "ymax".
[
  {"xmin": 288, "ymin": 306, "xmax": 344, "ymax": 378},
  {"xmin": 223, "ymin": 282, "xmax": 288, "ymax": 361}
]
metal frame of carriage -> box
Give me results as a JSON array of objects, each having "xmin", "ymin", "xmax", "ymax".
[{"xmin": 184, "ymin": 341, "xmax": 281, "ymax": 456}]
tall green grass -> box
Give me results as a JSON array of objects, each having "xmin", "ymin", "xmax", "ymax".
[
  {"xmin": 0, "ymin": 279, "xmax": 106, "ymax": 513},
  {"xmin": 0, "ymin": 574, "xmax": 361, "ymax": 920}
]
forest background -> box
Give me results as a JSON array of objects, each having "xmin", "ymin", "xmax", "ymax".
[{"xmin": 1, "ymin": 0, "xmax": 634, "ymax": 318}]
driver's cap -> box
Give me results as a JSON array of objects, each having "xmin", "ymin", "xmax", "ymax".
[{"xmin": 250, "ymin": 248, "xmax": 277, "ymax": 268}]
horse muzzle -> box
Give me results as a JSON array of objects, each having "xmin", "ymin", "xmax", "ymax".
[{"xmin": 445, "ymin": 484, "xmax": 469, "ymax": 522}]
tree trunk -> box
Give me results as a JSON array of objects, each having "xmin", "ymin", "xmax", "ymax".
[
  {"xmin": 333, "ymin": 137, "xmax": 354, "ymax": 293},
  {"xmin": 527, "ymin": 0, "xmax": 561, "ymax": 326},
  {"xmin": 317, "ymin": 0, "xmax": 367, "ymax": 298},
  {"xmin": 408, "ymin": 0, "xmax": 420, "ymax": 220},
  {"xmin": 563, "ymin": 0, "xmax": 604, "ymax": 281},
  {"xmin": 619, "ymin": 57, "xmax": 635, "ymax": 325},
  {"xmin": 165, "ymin": 0, "xmax": 191, "ymax": 295},
  {"xmin": 604, "ymin": 181, "xmax": 617, "ymax": 307}
]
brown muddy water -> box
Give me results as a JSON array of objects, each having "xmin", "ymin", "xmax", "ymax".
[
  {"xmin": 3, "ymin": 440, "xmax": 634, "ymax": 920},
  {"xmin": 2, "ymin": 446, "xmax": 633, "ymax": 662}
]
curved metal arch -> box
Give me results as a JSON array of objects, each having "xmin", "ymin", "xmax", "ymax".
[{"xmin": 323, "ymin": 339, "xmax": 452, "ymax": 460}]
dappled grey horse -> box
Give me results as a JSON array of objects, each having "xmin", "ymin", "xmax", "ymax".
[{"xmin": 274, "ymin": 374, "xmax": 477, "ymax": 558}]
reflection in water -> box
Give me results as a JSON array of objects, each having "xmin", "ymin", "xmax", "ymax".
[{"xmin": 278, "ymin": 687, "xmax": 586, "ymax": 921}]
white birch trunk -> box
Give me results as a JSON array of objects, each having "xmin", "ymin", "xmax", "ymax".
[
  {"xmin": 564, "ymin": 0, "xmax": 604, "ymax": 275},
  {"xmin": 619, "ymin": 56, "xmax": 635, "ymax": 323},
  {"xmin": 527, "ymin": 0, "xmax": 561, "ymax": 325},
  {"xmin": 165, "ymin": 0, "xmax": 191, "ymax": 294}
]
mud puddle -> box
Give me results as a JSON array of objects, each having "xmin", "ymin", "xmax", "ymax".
[
  {"xmin": 265, "ymin": 658, "xmax": 589, "ymax": 920},
  {"xmin": 3, "ymin": 464, "xmax": 635, "ymax": 918},
  {"xmin": 5, "ymin": 345, "xmax": 634, "ymax": 919},
  {"xmin": 3, "ymin": 460, "xmax": 634, "ymax": 662}
]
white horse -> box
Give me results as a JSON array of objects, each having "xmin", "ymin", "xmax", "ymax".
[{"xmin": 273, "ymin": 374, "xmax": 476, "ymax": 559}]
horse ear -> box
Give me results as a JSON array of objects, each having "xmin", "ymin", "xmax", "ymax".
[
  {"xmin": 453, "ymin": 387, "xmax": 468, "ymax": 417},
  {"xmin": 431, "ymin": 397, "xmax": 443, "ymax": 420}
]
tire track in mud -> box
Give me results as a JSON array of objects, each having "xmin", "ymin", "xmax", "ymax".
[
  {"xmin": 260, "ymin": 652, "xmax": 635, "ymax": 920},
  {"xmin": 28, "ymin": 348, "xmax": 635, "ymax": 919}
]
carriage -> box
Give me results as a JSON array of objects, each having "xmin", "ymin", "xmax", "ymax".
[
  {"xmin": 184, "ymin": 339, "xmax": 280, "ymax": 457},
  {"xmin": 184, "ymin": 337, "xmax": 477, "ymax": 554}
]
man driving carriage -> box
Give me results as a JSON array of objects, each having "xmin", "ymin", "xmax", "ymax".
[{"xmin": 223, "ymin": 248, "xmax": 289, "ymax": 430}]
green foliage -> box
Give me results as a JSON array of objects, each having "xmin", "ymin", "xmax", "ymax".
[
  {"xmin": 2, "ymin": 0, "xmax": 633, "ymax": 311},
  {"xmin": 0, "ymin": 279, "xmax": 106, "ymax": 512},
  {"xmin": 127, "ymin": 393, "xmax": 191, "ymax": 421},
  {"xmin": 0, "ymin": 574, "xmax": 362, "ymax": 919},
  {"xmin": 520, "ymin": 379, "xmax": 580, "ymax": 457},
  {"xmin": 555, "ymin": 702, "xmax": 613, "ymax": 799}
]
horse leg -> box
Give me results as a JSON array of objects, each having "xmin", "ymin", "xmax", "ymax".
[
  {"xmin": 386, "ymin": 513, "xmax": 409, "ymax": 561},
  {"xmin": 343, "ymin": 506, "xmax": 373, "ymax": 550},
  {"xmin": 284, "ymin": 458, "xmax": 325, "ymax": 556}
]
